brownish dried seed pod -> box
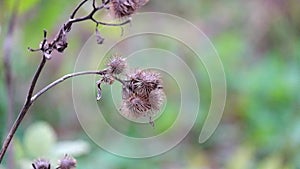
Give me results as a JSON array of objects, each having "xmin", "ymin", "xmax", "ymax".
[
  {"xmin": 110, "ymin": 0, "xmax": 149, "ymax": 19},
  {"xmin": 120, "ymin": 69, "xmax": 165, "ymax": 118},
  {"xmin": 128, "ymin": 70, "xmax": 162, "ymax": 98},
  {"xmin": 121, "ymin": 90, "xmax": 164, "ymax": 118},
  {"xmin": 122, "ymin": 96, "xmax": 147, "ymax": 117}
]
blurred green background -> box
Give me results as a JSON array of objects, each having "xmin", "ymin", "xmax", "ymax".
[{"xmin": 0, "ymin": 0, "xmax": 300, "ymax": 168}]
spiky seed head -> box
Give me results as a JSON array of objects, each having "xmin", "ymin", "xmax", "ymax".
[
  {"xmin": 128, "ymin": 70, "xmax": 162, "ymax": 98},
  {"xmin": 110, "ymin": 0, "xmax": 150, "ymax": 19},
  {"xmin": 57, "ymin": 154, "xmax": 76, "ymax": 169},
  {"xmin": 121, "ymin": 94, "xmax": 151, "ymax": 117},
  {"xmin": 148, "ymin": 89, "xmax": 165, "ymax": 112},
  {"xmin": 107, "ymin": 56, "xmax": 127, "ymax": 75},
  {"xmin": 121, "ymin": 69, "xmax": 164, "ymax": 118},
  {"xmin": 32, "ymin": 159, "xmax": 50, "ymax": 169}
]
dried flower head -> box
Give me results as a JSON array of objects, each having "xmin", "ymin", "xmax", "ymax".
[
  {"xmin": 110, "ymin": 0, "xmax": 150, "ymax": 18},
  {"xmin": 148, "ymin": 89, "xmax": 165, "ymax": 111},
  {"xmin": 57, "ymin": 154, "xmax": 76, "ymax": 169},
  {"xmin": 127, "ymin": 70, "xmax": 162, "ymax": 98},
  {"xmin": 121, "ymin": 69, "xmax": 165, "ymax": 118},
  {"xmin": 32, "ymin": 159, "xmax": 51, "ymax": 169},
  {"xmin": 107, "ymin": 56, "xmax": 127, "ymax": 75}
]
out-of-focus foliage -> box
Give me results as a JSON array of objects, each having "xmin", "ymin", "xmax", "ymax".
[
  {"xmin": 13, "ymin": 121, "xmax": 91, "ymax": 169},
  {"xmin": 0, "ymin": 0, "xmax": 299, "ymax": 169},
  {"xmin": 5, "ymin": 0, "xmax": 40, "ymax": 15},
  {"xmin": 23, "ymin": 121, "xmax": 57, "ymax": 157}
]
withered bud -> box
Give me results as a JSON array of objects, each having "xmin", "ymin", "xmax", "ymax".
[
  {"xmin": 102, "ymin": 74, "xmax": 115, "ymax": 85},
  {"xmin": 57, "ymin": 154, "xmax": 76, "ymax": 169},
  {"xmin": 96, "ymin": 34, "xmax": 105, "ymax": 45},
  {"xmin": 121, "ymin": 69, "xmax": 165, "ymax": 118},
  {"xmin": 95, "ymin": 25, "xmax": 105, "ymax": 45},
  {"xmin": 54, "ymin": 41, "xmax": 68, "ymax": 53},
  {"xmin": 96, "ymin": 80, "xmax": 102, "ymax": 101},
  {"xmin": 107, "ymin": 56, "xmax": 127, "ymax": 75},
  {"xmin": 38, "ymin": 40, "xmax": 52, "ymax": 60},
  {"xmin": 54, "ymin": 31, "xmax": 68, "ymax": 53},
  {"xmin": 32, "ymin": 159, "xmax": 51, "ymax": 169},
  {"xmin": 110, "ymin": 0, "xmax": 149, "ymax": 19}
]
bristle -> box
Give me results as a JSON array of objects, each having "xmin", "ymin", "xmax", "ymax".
[
  {"xmin": 110, "ymin": 0, "xmax": 149, "ymax": 19},
  {"xmin": 121, "ymin": 69, "xmax": 165, "ymax": 118}
]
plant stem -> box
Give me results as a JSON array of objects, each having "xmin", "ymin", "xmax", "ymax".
[
  {"xmin": 0, "ymin": 57, "xmax": 47, "ymax": 163},
  {"xmin": 31, "ymin": 70, "xmax": 105, "ymax": 103},
  {"xmin": 0, "ymin": 69, "xmax": 107, "ymax": 163}
]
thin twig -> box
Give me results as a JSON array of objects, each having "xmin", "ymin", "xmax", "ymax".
[
  {"xmin": 112, "ymin": 75, "xmax": 126, "ymax": 86},
  {"xmin": 65, "ymin": 4, "xmax": 105, "ymax": 28},
  {"xmin": 91, "ymin": 17, "xmax": 131, "ymax": 26},
  {"xmin": 92, "ymin": 0, "xmax": 97, "ymax": 9},
  {"xmin": 26, "ymin": 57, "xmax": 47, "ymax": 104},
  {"xmin": 31, "ymin": 70, "xmax": 105, "ymax": 103},
  {"xmin": 70, "ymin": 0, "xmax": 88, "ymax": 19},
  {"xmin": 39, "ymin": 2, "xmax": 130, "ymax": 55}
]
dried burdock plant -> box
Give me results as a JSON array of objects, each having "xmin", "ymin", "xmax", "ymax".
[
  {"xmin": 57, "ymin": 154, "xmax": 77, "ymax": 169},
  {"xmin": 110, "ymin": 0, "xmax": 150, "ymax": 19},
  {"xmin": 96, "ymin": 58, "xmax": 165, "ymax": 125},
  {"xmin": 0, "ymin": 0, "xmax": 155, "ymax": 165},
  {"xmin": 32, "ymin": 159, "xmax": 51, "ymax": 169},
  {"xmin": 96, "ymin": 56, "xmax": 127, "ymax": 100},
  {"xmin": 31, "ymin": 155, "xmax": 77, "ymax": 169},
  {"xmin": 107, "ymin": 56, "xmax": 127, "ymax": 75},
  {"xmin": 121, "ymin": 70, "xmax": 165, "ymax": 119}
]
